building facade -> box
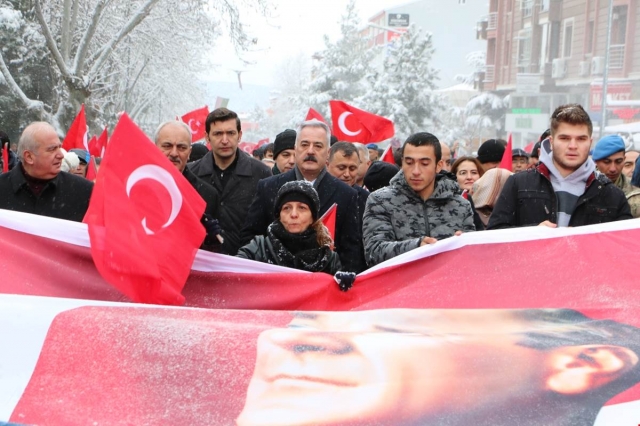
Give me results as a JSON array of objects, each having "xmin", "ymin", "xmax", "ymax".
[
  {"xmin": 478, "ymin": 0, "xmax": 640, "ymax": 146},
  {"xmin": 361, "ymin": 0, "xmax": 488, "ymax": 89}
]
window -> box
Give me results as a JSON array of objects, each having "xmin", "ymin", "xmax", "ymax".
[
  {"xmin": 562, "ymin": 19, "xmax": 573, "ymax": 58},
  {"xmin": 522, "ymin": 0, "xmax": 533, "ymax": 17},
  {"xmin": 517, "ymin": 29, "xmax": 532, "ymax": 67},
  {"xmin": 612, "ymin": 5, "xmax": 628, "ymax": 45},
  {"xmin": 540, "ymin": 0, "xmax": 550, "ymax": 11}
]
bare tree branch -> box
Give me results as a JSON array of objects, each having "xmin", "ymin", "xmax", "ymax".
[
  {"xmin": 72, "ymin": 0, "xmax": 112, "ymax": 74},
  {"xmin": 61, "ymin": 0, "xmax": 73, "ymax": 62},
  {"xmin": 87, "ymin": 0, "xmax": 161, "ymax": 79},
  {"xmin": 34, "ymin": 0, "xmax": 75, "ymax": 83},
  {"xmin": 0, "ymin": 51, "xmax": 45, "ymax": 114}
]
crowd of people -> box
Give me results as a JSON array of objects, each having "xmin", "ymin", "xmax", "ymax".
[{"xmin": 0, "ymin": 103, "xmax": 638, "ymax": 284}]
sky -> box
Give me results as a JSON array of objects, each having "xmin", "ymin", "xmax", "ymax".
[{"xmin": 204, "ymin": 0, "xmax": 411, "ymax": 88}]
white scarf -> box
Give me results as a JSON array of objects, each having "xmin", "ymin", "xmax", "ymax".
[{"xmin": 539, "ymin": 139, "xmax": 595, "ymax": 227}]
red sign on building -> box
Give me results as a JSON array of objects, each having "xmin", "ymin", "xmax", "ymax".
[{"xmin": 590, "ymin": 82, "xmax": 633, "ymax": 111}]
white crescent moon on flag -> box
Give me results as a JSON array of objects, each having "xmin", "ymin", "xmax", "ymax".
[
  {"xmin": 187, "ymin": 119, "xmax": 198, "ymax": 135},
  {"xmin": 125, "ymin": 165, "xmax": 183, "ymax": 235},
  {"xmin": 83, "ymin": 129, "xmax": 89, "ymax": 151},
  {"xmin": 338, "ymin": 112, "xmax": 361, "ymax": 137}
]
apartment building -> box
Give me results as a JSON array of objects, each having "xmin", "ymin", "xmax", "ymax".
[{"xmin": 478, "ymin": 0, "xmax": 640, "ymax": 146}]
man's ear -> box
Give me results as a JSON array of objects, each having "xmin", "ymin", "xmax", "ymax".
[
  {"xmin": 545, "ymin": 345, "xmax": 639, "ymax": 395},
  {"xmin": 22, "ymin": 150, "xmax": 35, "ymax": 165},
  {"xmin": 435, "ymin": 159, "xmax": 443, "ymax": 173}
]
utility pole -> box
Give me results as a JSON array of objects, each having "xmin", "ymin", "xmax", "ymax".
[{"xmin": 599, "ymin": 0, "xmax": 615, "ymax": 140}]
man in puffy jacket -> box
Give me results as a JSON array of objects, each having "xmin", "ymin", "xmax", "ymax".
[
  {"xmin": 488, "ymin": 104, "xmax": 631, "ymax": 229},
  {"xmin": 363, "ymin": 132, "xmax": 475, "ymax": 267}
]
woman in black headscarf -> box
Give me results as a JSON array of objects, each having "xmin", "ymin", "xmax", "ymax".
[{"xmin": 237, "ymin": 181, "xmax": 341, "ymax": 274}]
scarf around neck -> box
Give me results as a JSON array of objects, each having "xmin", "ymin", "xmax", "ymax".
[
  {"xmin": 539, "ymin": 138, "xmax": 595, "ymax": 226},
  {"xmin": 267, "ymin": 220, "xmax": 332, "ymax": 272}
]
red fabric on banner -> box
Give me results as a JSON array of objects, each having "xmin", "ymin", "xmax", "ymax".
[
  {"xmin": 62, "ymin": 104, "xmax": 88, "ymax": 152},
  {"xmin": 83, "ymin": 114, "xmax": 206, "ymax": 305},
  {"xmin": 181, "ymin": 106, "xmax": 209, "ymax": 142},
  {"xmin": 330, "ymin": 100, "xmax": 394, "ymax": 143}
]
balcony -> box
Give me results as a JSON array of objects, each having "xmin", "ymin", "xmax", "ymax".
[
  {"xmin": 609, "ymin": 44, "xmax": 625, "ymax": 69},
  {"xmin": 484, "ymin": 65, "xmax": 495, "ymax": 82},
  {"xmin": 487, "ymin": 12, "xmax": 498, "ymax": 30}
]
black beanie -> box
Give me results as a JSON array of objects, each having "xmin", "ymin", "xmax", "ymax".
[
  {"xmin": 189, "ymin": 143, "xmax": 208, "ymax": 162},
  {"xmin": 274, "ymin": 181, "xmax": 320, "ymax": 221},
  {"xmin": 364, "ymin": 162, "xmax": 400, "ymax": 192},
  {"xmin": 477, "ymin": 139, "xmax": 505, "ymax": 164},
  {"xmin": 273, "ymin": 129, "xmax": 296, "ymax": 159}
]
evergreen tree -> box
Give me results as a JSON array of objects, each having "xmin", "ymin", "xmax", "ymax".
[{"xmin": 358, "ymin": 24, "xmax": 443, "ymax": 140}]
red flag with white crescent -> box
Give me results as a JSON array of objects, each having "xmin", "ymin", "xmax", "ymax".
[
  {"xmin": 62, "ymin": 104, "xmax": 89, "ymax": 152},
  {"xmin": 330, "ymin": 100, "xmax": 394, "ymax": 143},
  {"xmin": 83, "ymin": 114, "xmax": 206, "ymax": 305},
  {"xmin": 499, "ymin": 134, "xmax": 513, "ymax": 171},
  {"xmin": 305, "ymin": 107, "xmax": 326, "ymax": 123},
  {"xmin": 181, "ymin": 106, "xmax": 209, "ymax": 142}
]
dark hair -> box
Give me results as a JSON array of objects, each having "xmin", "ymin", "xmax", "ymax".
[
  {"xmin": 263, "ymin": 143, "xmax": 274, "ymax": 154},
  {"xmin": 401, "ymin": 132, "xmax": 442, "ymax": 162},
  {"xmin": 253, "ymin": 145, "xmax": 264, "ymax": 160},
  {"xmin": 550, "ymin": 104, "xmax": 593, "ymax": 137},
  {"xmin": 539, "ymin": 128, "xmax": 551, "ymax": 142},
  {"xmin": 205, "ymin": 108, "xmax": 241, "ymax": 134},
  {"xmin": 0, "ymin": 130, "xmax": 10, "ymax": 145},
  {"xmin": 329, "ymin": 142, "xmax": 359, "ymax": 162},
  {"xmin": 515, "ymin": 309, "xmax": 640, "ymax": 403},
  {"xmin": 451, "ymin": 156, "xmax": 485, "ymax": 179}
]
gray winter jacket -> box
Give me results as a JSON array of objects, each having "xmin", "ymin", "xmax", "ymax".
[{"xmin": 363, "ymin": 171, "xmax": 475, "ymax": 266}]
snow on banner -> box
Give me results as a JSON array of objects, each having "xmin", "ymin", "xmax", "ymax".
[{"xmin": 2, "ymin": 210, "xmax": 640, "ymax": 424}]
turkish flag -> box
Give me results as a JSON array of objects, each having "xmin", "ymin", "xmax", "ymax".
[
  {"xmin": 2, "ymin": 143, "xmax": 8, "ymax": 173},
  {"xmin": 320, "ymin": 202, "xmax": 337, "ymax": 245},
  {"xmin": 257, "ymin": 138, "xmax": 270, "ymax": 148},
  {"xmin": 62, "ymin": 104, "xmax": 89, "ymax": 152},
  {"xmin": 380, "ymin": 145, "xmax": 396, "ymax": 165},
  {"xmin": 181, "ymin": 106, "xmax": 209, "ymax": 142},
  {"xmin": 499, "ymin": 134, "xmax": 513, "ymax": 171},
  {"xmin": 83, "ymin": 114, "xmax": 206, "ymax": 305},
  {"xmin": 85, "ymin": 156, "xmax": 97, "ymax": 182},
  {"xmin": 238, "ymin": 142, "xmax": 256, "ymax": 154},
  {"xmin": 306, "ymin": 108, "xmax": 326, "ymax": 123},
  {"xmin": 330, "ymin": 100, "xmax": 394, "ymax": 143},
  {"xmin": 88, "ymin": 127, "xmax": 108, "ymax": 158}
]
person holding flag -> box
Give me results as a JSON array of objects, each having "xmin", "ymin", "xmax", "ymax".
[
  {"xmin": 488, "ymin": 104, "xmax": 631, "ymax": 229},
  {"xmin": 0, "ymin": 130, "xmax": 17, "ymax": 173},
  {"xmin": 237, "ymin": 181, "xmax": 340, "ymax": 274},
  {"xmin": 363, "ymin": 132, "xmax": 475, "ymax": 267},
  {"xmin": 0, "ymin": 122, "xmax": 93, "ymax": 222},
  {"xmin": 241, "ymin": 120, "xmax": 365, "ymax": 273}
]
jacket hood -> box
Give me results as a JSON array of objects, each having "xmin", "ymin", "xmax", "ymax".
[{"xmin": 390, "ymin": 170, "xmax": 459, "ymax": 201}]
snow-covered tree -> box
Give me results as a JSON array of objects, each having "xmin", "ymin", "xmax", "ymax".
[
  {"xmin": 306, "ymin": 0, "xmax": 374, "ymax": 118},
  {"xmin": 0, "ymin": 0, "xmax": 269, "ymax": 137},
  {"xmin": 358, "ymin": 24, "xmax": 443, "ymax": 140}
]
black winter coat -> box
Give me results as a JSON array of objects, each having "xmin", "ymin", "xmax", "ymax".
[
  {"xmin": 0, "ymin": 166, "xmax": 93, "ymax": 222},
  {"xmin": 240, "ymin": 168, "xmax": 366, "ymax": 273},
  {"xmin": 237, "ymin": 234, "xmax": 342, "ymax": 274},
  {"xmin": 183, "ymin": 167, "xmax": 221, "ymax": 252},
  {"xmin": 487, "ymin": 164, "xmax": 632, "ymax": 229},
  {"xmin": 188, "ymin": 149, "xmax": 271, "ymax": 255}
]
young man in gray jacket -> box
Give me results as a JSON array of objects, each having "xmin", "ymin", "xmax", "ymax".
[{"xmin": 363, "ymin": 132, "xmax": 475, "ymax": 266}]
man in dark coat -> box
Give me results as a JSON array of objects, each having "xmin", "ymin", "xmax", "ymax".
[
  {"xmin": 155, "ymin": 120, "xmax": 222, "ymax": 251},
  {"xmin": 488, "ymin": 104, "xmax": 631, "ymax": 229},
  {"xmin": 241, "ymin": 120, "xmax": 366, "ymax": 273},
  {"xmin": 188, "ymin": 108, "xmax": 272, "ymax": 255},
  {"xmin": 0, "ymin": 122, "xmax": 93, "ymax": 221}
]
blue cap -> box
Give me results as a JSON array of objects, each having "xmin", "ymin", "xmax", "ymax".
[
  {"xmin": 366, "ymin": 143, "xmax": 378, "ymax": 149},
  {"xmin": 592, "ymin": 135, "xmax": 625, "ymax": 161}
]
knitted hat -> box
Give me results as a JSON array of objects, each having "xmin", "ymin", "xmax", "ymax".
[
  {"xmin": 477, "ymin": 139, "xmax": 506, "ymax": 164},
  {"xmin": 273, "ymin": 129, "xmax": 296, "ymax": 159},
  {"xmin": 189, "ymin": 143, "xmax": 208, "ymax": 162},
  {"xmin": 471, "ymin": 168, "xmax": 513, "ymax": 209},
  {"xmin": 592, "ymin": 135, "xmax": 625, "ymax": 161},
  {"xmin": 69, "ymin": 148, "xmax": 89, "ymax": 164},
  {"xmin": 274, "ymin": 181, "xmax": 320, "ymax": 221},
  {"xmin": 512, "ymin": 148, "xmax": 529, "ymax": 158},
  {"xmin": 363, "ymin": 161, "xmax": 400, "ymax": 192}
]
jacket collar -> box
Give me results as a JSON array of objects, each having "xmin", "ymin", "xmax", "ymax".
[
  {"xmin": 199, "ymin": 148, "xmax": 255, "ymax": 177},
  {"xmin": 537, "ymin": 162, "xmax": 597, "ymax": 187},
  {"xmin": 10, "ymin": 164, "xmax": 60, "ymax": 194},
  {"xmin": 390, "ymin": 171, "xmax": 458, "ymax": 201}
]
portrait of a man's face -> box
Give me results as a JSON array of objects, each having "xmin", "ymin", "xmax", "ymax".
[{"xmin": 237, "ymin": 309, "xmax": 640, "ymax": 426}]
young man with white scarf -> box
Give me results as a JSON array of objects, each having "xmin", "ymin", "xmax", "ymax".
[{"xmin": 487, "ymin": 104, "xmax": 631, "ymax": 229}]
